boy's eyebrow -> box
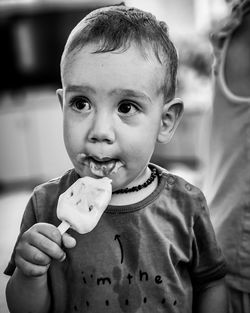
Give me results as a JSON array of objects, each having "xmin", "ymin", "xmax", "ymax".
[
  {"xmin": 110, "ymin": 89, "xmax": 152, "ymax": 103},
  {"xmin": 65, "ymin": 85, "xmax": 152, "ymax": 103},
  {"xmin": 65, "ymin": 85, "xmax": 96, "ymax": 94}
]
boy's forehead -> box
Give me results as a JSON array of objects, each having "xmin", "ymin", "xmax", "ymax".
[
  {"xmin": 61, "ymin": 42, "xmax": 166, "ymax": 80},
  {"xmin": 61, "ymin": 43, "xmax": 166, "ymax": 100},
  {"xmin": 61, "ymin": 42, "xmax": 164, "ymax": 70}
]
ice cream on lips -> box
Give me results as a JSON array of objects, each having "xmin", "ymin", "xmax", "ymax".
[
  {"xmin": 57, "ymin": 176, "xmax": 112, "ymax": 234},
  {"xmin": 76, "ymin": 153, "xmax": 123, "ymax": 177}
]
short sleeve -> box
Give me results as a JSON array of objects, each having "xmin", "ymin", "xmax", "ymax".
[
  {"xmin": 4, "ymin": 192, "xmax": 38, "ymax": 276},
  {"xmin": 190, "ymin": 192, "xmax": 227, "ymax": 288}
]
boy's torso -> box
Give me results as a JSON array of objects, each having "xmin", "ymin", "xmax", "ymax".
[{"xmin": 6, "ymin": 165, "xmax": 226, "ymax": 313}]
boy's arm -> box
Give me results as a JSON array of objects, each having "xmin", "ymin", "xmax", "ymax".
[
  {"xmin": 6, "ymin": 269, "xmax": 50, "ymax": 313},
  {"xmin": 5, "ymin": 223, "xmax": 76, "ymax": 313},
  {"xmin": 193, "ymin": 278, "xmax": 228, "ymax": 313}
]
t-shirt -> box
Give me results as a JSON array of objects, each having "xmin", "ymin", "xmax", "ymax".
[{"xmin": 5, "ymin": 164, "xmax": 226, "ymax": 313}]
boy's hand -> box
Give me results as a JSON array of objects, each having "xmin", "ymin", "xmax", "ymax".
[{"xmin": 15, "ymin": 223, "xmax": 76, "ymax": 277}]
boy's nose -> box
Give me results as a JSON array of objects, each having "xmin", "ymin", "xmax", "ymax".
[{"xmin": 87, "ymin": 112, "xmax": 115, "ymax": 144}]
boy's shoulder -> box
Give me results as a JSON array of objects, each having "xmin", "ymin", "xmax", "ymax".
[
  {"xmin": 155, "ymin": 163, "xmax": 204, "ymax": 197},
  {"xmin": 33, "ymin": 168, "xmax": 78, "ymax": 203},
  {"xmin": 153, "ymin": 164, "xmax": 207, "ymax": 215}
]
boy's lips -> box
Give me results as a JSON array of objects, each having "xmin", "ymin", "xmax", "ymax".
[{"xmin": 76, "ymin": 153, "xmax": 123, "ymax": 177}]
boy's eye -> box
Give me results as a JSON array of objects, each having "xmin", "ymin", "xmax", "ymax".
[
  {"xmin": 70, "ymin": 96, "xmax": 91, "ymax": 112},
  {"xmin": 118, "ymin": 101, "xmax": 138, "ymax": 115}
]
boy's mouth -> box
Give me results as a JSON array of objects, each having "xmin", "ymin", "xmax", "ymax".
[{"xmin": 77, "ymin": 154, "xmax": 123, "ymax": 177}]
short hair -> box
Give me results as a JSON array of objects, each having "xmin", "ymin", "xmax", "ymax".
[{"xmin": 61, "ymin": 5, "xmax": 178, "ymax": 102}]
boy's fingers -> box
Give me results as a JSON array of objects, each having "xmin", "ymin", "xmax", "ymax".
[
  {"xmin": 16, "ymin": 244, "xmax": 51, "ymax": 266},
  {"xmin": 62, "ymin": 233, "xmax": 76, "ymax": 249},
  {"xmin": 35, "ymin": 223, "xmax": 62, "ymax": 245},
  {"xmin": 15, "ymin": 256, "xmax": 49, "ymax": 277},
  {"xmin": 28, "ymin": 231, "xmax": 66, "ymax": 261},
  {"xmin": 21, "ymin": 231, "xmax": 65, "ymax": 263}
]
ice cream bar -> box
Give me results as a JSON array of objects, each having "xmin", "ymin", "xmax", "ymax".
[{"xmin": 57, "ymin": 176, "xmax": 112, "ymax": 234}]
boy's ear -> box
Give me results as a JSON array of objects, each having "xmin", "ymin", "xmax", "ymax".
[
  {"xmin": 56, "ymin": 88, "xmax": 63, "ymax": 110},
  {"xmin": 157, "ymin": 98, "xmax": 184, "ymax": 143}
]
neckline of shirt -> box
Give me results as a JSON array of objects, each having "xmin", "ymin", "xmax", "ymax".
[{"xmin": 70, "ymin": 164, "xmax": 168, "ymax": 215}]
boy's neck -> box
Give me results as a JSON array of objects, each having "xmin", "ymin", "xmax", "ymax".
[{"xmin": 109, "ymin": 167, "xmax": 158, "ymax": 206}]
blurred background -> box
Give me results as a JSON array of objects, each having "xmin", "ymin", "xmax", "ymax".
[{"xmin": 0, "ymin": 0, "xmax": 230, "ymax": 311}]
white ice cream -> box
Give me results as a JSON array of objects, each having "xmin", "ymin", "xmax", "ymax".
[{"xmin": 57, "ymin": 176, "xmax": 112, "ymax": 234}]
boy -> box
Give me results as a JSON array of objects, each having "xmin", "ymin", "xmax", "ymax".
[{"xmin": 5, "ymin": 5, "xmax": 228, "ymax": 313}]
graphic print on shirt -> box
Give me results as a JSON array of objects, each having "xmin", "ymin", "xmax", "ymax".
[
  {"xmin": 114, "ymin": 234, "xmax": 124, "ymax": 264},
  {"xmin": 75, "ymin": 231, "xmax": 179, "ymax": 313}
]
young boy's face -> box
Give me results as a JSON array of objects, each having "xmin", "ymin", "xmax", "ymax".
[{"xmin": 57, "ymin": 43, "xmax": 181, "ymax": 191}]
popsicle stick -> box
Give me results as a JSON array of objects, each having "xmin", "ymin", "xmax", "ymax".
[{"xmin": 57, "ymin": 220, "xmax": 70, "ymax": 234}]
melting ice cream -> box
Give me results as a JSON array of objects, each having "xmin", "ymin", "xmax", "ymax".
[{"xmin": 57, "ymin": 176, "xmax": 112, "ymax": 234}]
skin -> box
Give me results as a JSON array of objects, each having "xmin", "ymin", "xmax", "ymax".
[
  {"xmin": 6, "ymin": 42, "xmax": 227, "ymax": 312},
  {"xmin": 6, "ymin": 224, "xmax": 76, "ymax": 313},
  {"xmin": 58, "ymin": 43, "xmax": 182, "ymax": 192}
]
